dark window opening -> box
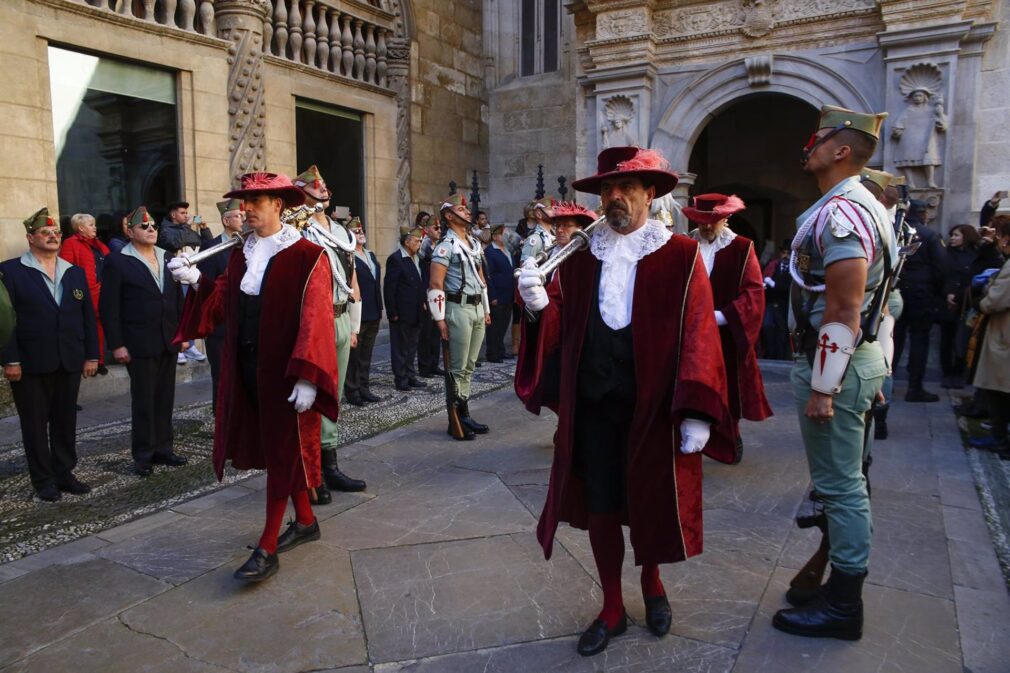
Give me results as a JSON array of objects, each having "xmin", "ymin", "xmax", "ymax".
[{"xmin": 295, "ymin": 100, "xmax": 365, "ymax": 223}]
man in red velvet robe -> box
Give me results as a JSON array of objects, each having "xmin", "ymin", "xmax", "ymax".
[
  {"xmin": 516, "ymin": 147, "xmax": 734, "ymax": 657},
  {"xmin": 685, "ymin": 194, "xmax": 772, "ymax": 463},
  {"xmin": 169, "ymin": 172, "xmax": 339, "ymax": 583}
]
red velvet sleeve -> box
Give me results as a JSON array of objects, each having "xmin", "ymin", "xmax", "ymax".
[
  {"xmin": 287, "ymin": 255, "xmax": 339, "ymax": 422},
  {"xmin": 671, "ymin": 249, "xmax": 736, "ymax": 463},
  {"xmin": 514, "ymin": 276, "xmax": 563, "ymax": 415},
  {"xmin": 722, "ymin": 243, "xmax": 766, "ymax": 359},
  {"xmin": 173, "ymin": 271, "xmax": 227, "ymax": 345}
]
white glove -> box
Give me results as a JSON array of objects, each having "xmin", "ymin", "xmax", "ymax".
[
  {"xmin": 287, "ymin": 378, "xmax": 317, "ymax": 413},
  {"xmin": 518, "ymin": 259, "xmax": 549, "ymax": 312},
  {"xmin": 714, "ymin": 310, "xmax": 727, "ymax": 326},
  {"xmin": 679, "ymin": 418, "xmax": 711, "ymax": 455},
  {"xmin": 764, "ymin": 277, "xmax": 775, "ymax": 288},
  {"xmin": 168, "ymin": 256, "xmax": 201, "ymax": 285}
]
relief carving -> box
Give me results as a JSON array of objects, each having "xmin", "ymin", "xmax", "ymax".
[
  {"xmin": 890, "ymin": 63, "xmax": 948, "ymax": 189},
  {"xmin": 601, "ymin": 95, "xmax": 637, "ymax": 148},
  {"xmin": 652, "ymin": 0, "xmax": 875, "ymax": 39},
  {"xmin": 597, "ymin": 11, "xmax": 648, "ymax": 39},
  {"xmin": 385, "ymin": 37, "xmax": 412, "ymax": 227}
]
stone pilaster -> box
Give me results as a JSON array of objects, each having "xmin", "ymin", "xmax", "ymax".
[
  {"xmin": 386, "ymin": 37, "xmax": 411, "ymax": 228},
  {"xmin": 216, "ymin": 0, "xmax": 270, "ymax": 185}
]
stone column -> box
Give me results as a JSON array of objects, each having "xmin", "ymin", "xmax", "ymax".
[
  {"xmin": 216, "ymin": 0, "xmax": 271, "ymax": 185},
  {"xmin": 386, "ymin": 37, "xmax": 412, "ymax": 228}
]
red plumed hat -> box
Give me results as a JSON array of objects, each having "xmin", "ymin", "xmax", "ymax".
[
  {"xmin": 549, "ymin": 201, "xmax": 597, "ymax": 228},
  {"xmin": 682, "ymin": 193, "xmax": 746, "ymax": 225},
  {"xmin": 572, "ymin": 146, "xmax": 679, "ymax": 197},
  {"xmin": 224, "ymin": 172, "xmax": 307, "ymax": 208}
]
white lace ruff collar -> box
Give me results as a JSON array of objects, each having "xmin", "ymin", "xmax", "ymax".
[
  {"xmin": 590, "ymin": 219, "xmax": 672, "ymax": 330},
  {"xmin": 690, "ymin": 226, "xmax": 737, "ymax": 274},
  {"xmin": 240, "ymin": 224, "xmax": 301, "ymax": 295}
]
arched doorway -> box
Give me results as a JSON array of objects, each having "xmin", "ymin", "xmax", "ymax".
[{"xmin": 687, "ymin": 93, "xmax": 819, "ymax": 262}]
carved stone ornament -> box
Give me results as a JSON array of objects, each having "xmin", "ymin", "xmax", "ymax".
[
  {"xmin": 745, "ymin": 54, "xmax": 774, "ymax": 85},
  {"xmin": 601, "ymin": 95, "xmax": 637, "ymax": 148},
  {"xmin": 597, "ymin": 11, "xmax": 648, "ymax": 40},
  {"xmin": 651, "ymin": 0, "xmax": 875, "ymax": 39},
  {"xmin": 891, "ymin": 63, "xmax": 947, "ymax": 189},
  {"xmin": 742, "ymin": 0, "xmax": 774, "ymax": 38}
]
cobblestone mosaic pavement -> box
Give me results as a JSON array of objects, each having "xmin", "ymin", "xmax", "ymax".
[{"xmin": 0, "ymin": 358, "xmax": 515, "ymax": 563}]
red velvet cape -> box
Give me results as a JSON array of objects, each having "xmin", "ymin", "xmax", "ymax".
[
  {"xmin": 516, "ymin": 236, "xmax": 734, "ymax": 565},
  {"xmin": 175, "ymin": 239, "xmax": 339, "ymax": 500},
  {"xmin": 710, "ymin": 236, "xmax": 772, "ymax": 427}
]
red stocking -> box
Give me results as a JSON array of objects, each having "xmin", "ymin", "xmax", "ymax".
[
  {"xmin": 588, "ymin": 512, "xmax": 625, "ymax": 629},
  {"xmin": 641, "ymin": 563, "xmax": 665, "ymax": 599},
  {"xmin": 291, "ymin": 489, "xmax": 315, "ymax": 526},
  {"xmin": 258, "ymin": 496, "xmax": 287, "ymax": 554}
]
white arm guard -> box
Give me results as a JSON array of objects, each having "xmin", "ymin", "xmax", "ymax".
[
  {"xmin": 878, "ymin": 313, "xmax": 895, "ymax": 375},
  {"xmin": 348, "ymin": 299, "xmax": 362, "ymax": 334},
  {"xmin": 481, "ymin": 288, "xmax": 490, "ymax": 317},
  {"xmin": 427, "ymin": 288, "xmax": 446, "ymax": 321},
  {"xmin": 810, "ymin": 322, "xmax": 858, "ymax": 395}
]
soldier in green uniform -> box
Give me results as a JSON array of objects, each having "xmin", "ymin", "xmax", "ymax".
[
  {"xmin": 427, "ymin": 193, "xmax": 491, "ymax": 440},
  {"xmin": 293, "ymin": 166, "xmax": 366, "ymax": 498},
  {"xmin": 772, "ymin": 106, "xmax": 896, "ymax": 641},
  {"xmin": 519, "ymin": 197, "xmax": 555, "ymax": 265}
]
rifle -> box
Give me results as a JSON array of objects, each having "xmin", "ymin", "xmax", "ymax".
[
  {"xmin": 862, "ymin": 185, "xmax": 919, "ymax": 342},
  {"xmin": 442, "ymin": 338, "xmax": 471, "ymax": 440}
]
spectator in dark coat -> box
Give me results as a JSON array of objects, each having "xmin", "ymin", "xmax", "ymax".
[
  {"xmin": 1, "ymin": 208, "xmax": 99, "ymax": 501},
  {"xmin": 981, "ymin": 191, "xmax": 1004, "ymax": 228},
  {"xmin": 345, "ymin": 221, "xmax": 383, "ymax": 405},
  {"xmin": 100, "ymin": 207, "xmax": 186, "ymax": 477},
  {"xmin": 484, "ymin": 224, "xmax": 516, "ymax": 362},
  {"xmin": 416, "ymin": 212, "xmax": 444, "ymax": 378},
  {"xmin": 157, "ymin": 200, "xmax": 212, "ymax": 258},
  {"xmin": 894, "ymin": 201, "xmax": 947, "ymax": 401},
  {"xmin": 384, "ymin": 226, "xmax": 427, "ymax": 391}
]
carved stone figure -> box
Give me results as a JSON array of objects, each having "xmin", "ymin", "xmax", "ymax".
[
  {"xmin": 891, "ymin": 63, "xmax": 947, "ymax": 189},
  {"xmin": 601, "ymin": 96, "xmax": 637, "ymax": 148}
]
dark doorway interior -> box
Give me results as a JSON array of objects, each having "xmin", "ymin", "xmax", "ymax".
[
  {"xmin": 688, "ymin": 93, "xmax": 819, "ymax": 264},
  {"xmin": 295, "ymin": 100, "xmax": 364, "ymax": 223}
]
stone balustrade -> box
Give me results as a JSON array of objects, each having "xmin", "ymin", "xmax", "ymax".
[
  {"xmin": 265, "ymin": 0, "xmax": 393, "ymax": 88},
  {"xmin": 78, "ymin": 0, "xmax": 217, "ymax": 36}
]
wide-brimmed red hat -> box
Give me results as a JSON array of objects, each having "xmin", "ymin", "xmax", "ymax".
[
  {"xmin": 572, "ymin": 147, "xmax": 679, "ymax": 198},
  {"xmin": 682, "ymin": 193, "xmax": 745, "ymax": 225},
  {"xmin": 224, "ymin": 172, "xmax": 306, "ymax": 207},
  {"xmin": 550, "ymin": 201, "xmax": 597, "ymax": 228}
]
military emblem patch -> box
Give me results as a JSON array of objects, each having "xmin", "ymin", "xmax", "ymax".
[
  {"xmin": 435, "ymin": 245, "xmax": 450, "ymax": 258},
  {"xmin": 73, "ymin": 288, "xmax": 84, "ymax": 300},
  {"xmin": 796, "ymin": 252, "xmax": 811, "ymax": 274}
]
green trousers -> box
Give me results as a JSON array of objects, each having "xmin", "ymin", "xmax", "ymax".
[
  {"xmin": 446, "ymin": 301, "xmax": 485, "ymax": 400},
  {"xmin": 791, "ymin": 342, "xmax": 887, "ymax": 574},
  {"xmin": 321, "ymin": 311, "xmax": 351, "ymax": 449}
]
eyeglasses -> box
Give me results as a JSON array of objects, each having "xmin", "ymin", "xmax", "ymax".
[
  {"xmin": 34, "ymin": 228, "xmax": 62, "ymax": 238},
  {"xmin": 131, "ymin": 223, "xmax": 158, "ymax": 231}
]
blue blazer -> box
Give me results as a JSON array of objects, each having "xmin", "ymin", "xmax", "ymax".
[
  {"xmin": 100, "ymin": 250, "xmax": 183, "ymax": 357},
  {"xmin": 485, "ymin": 245, "xmax": 516, "ymax": 306},
  {"xmin": 0, "ymin": 258, "xmax": 99, "ymax": 374},
  {"xmin": 383, "ymin": 250, "xmax": 425, "ymax": 326},
  {"xmin": 354, "ymin": 251, "xmax": 383, "ymax": 322}
]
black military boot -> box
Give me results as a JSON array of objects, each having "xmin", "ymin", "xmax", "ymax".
[
  {"xmin": 773, "ymin": 565, "xmax": 866, "ymax": 640},
  {"xmin": 872, "ymin": 403, "xmax": 889, "ymax": 440},
  {"xmin": 312, "ymin": 479, "xmax": 332, "ymax": 506},
  {"xmin": 447, "ymin": 399, "xmax": 476, "ymax": 441},
  {"xmin": 458, "ymin": 400, "xmax": 489, "ymax": 434},
  {"xmin": 322, "ymin": 448, "xmax": 366, "ymax": 492}
]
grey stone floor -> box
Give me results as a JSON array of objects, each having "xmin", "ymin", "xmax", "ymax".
[{"xmin": 1, "ymin": 362, "xmax": 1008, "ymax": 672}]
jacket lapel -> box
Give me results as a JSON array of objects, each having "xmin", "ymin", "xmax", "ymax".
[{"xmin": 27, "ymin": 266, "xmax": 58, "ymax": 308}]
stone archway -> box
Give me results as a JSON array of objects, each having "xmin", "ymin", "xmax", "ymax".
[{"xmin": 652, "ymin": 54, "xmax": 876, "ymax": 171}]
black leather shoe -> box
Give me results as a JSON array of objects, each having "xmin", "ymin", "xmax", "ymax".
[
  {"xmin": 326, "ymin": 468, "xmax": 366, "ymax": 492},
  {"xmin": 152, "ymin": 452, "xmax": 188, "ymax": 467},
  {"xmin": 408, "ymin": 378, "xmax": 427, "ymax": 388},
  {"xmin": 56, "ymin": 474, "xmax": 91, "ymax": 495},
  {"xmin": 276, "ymin": 519, "xmax": 321, "ymax": 554},
  {"xmin": 97, "ymin": 365, "xmax": 109, "ymax": 376},
  {"xmin": 785, "ymin": 584, "xmax": 822, "ymax": 607},
  {"xmin": 644, "ymin": 595, "xmax": 672, "ymax": 636},
  {"xmin": 233, "ymin": 547, "xmax": 279, "ymax": 582},
  {"xmin": 361, "ymin": 390, "xmax": 381, "ymax": 403},
  {"xmin": 36, "ymin": 484, "xmax": 62, "ymax": 502},
  {"xmin": 458, "ymin": 400, "xmax": 489, "ymax": 434},
  {"xmin": 395, "ymin": 383, "xmax": 411, "ymax": 392},
  {"xmin": 134, "ymin": 464, "xmax": 153, "ymax": 477},
  {"xmin": 905, "ymin": 388, "xmax": 940, "ymax": 403},
  {"xmin": 312, "ymin": 482, "xmax": 332, "ymax": 505},
  {"xmin": 577, "ymin": 612, "xmax": 627, "ymax": 657},
  {"xmin": 773, "ymin": 566, "xmax": 865, "ymax": 640},
  {"xmin": 345, "ymin": 393, "xmax": 366, "ymax": 407}
]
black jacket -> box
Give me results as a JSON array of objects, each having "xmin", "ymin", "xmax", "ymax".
[
  {"xmin": 485, "ymin": 245, "xmax": 516, "ymax": 306},
  {"xmin": 0, "ymin": 258, "xmax": 99, "ymax": 374},
  {"xmin": 383, "ymin": 249, "xmax": 425, "ymax": 326},
  {"xmin": 354, "ymin": 250, "xmax": 383, "ymax": 322},
  {"xmin": 898, "ymin": 220, "xmax": 946, "ymax": 316},
  {"xmin": 100, "ymin": 249, "xmax": 183, "ymax": 357},
  {"xmin": 157, "ymin": 218, "xmax": 212, "ymax": 257}
]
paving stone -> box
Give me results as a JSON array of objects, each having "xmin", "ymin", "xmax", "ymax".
[
  {"xmin": 354, "ymin": 533, "xmax": 602, "ymax": 663},
  {"xmin": 0, "ymin": 558, "xmax": 169, "ymax": 668},
  {"xmin": 169, "ymin": 483, "xmax": 256, "ymax": 515},
  {"xmin": 701, "ymin": 456, "xmax": 809, "ymax": 520},
  {"xmin": 188, "ymin": 486, "xmax": 370, "ymax": 527},
  {"xmin": 508, "ymin": 483, "xmax": 547, "ymax": 517},
  {"xmin": 96, "ymin": 509, "xmax": 185, "ymax": 543},
  {"xmin": 96, "ymin": 514, "xmax": 257, "ymax": 585},
  {"xmin": 868, "ymin": 435, "xmax": 939, "ymax": 496},
  {"xmin": 121, "ymin": 542, "xmax": 366, "ymax": 673},
  {"xmin": 4, "ymin": 618, "xmax": 233, "ymax": 673},
  {"xmin": 733, "ymin": 568, "xmax": 961, "ymax": 673},
  {"xmin": 953, "ymin": 584, "xmax": 1010, "ymax": 673},
  {"xmin": 0, "ymin": 535, "xmax": 108, "ymax": 574},
  {"xmin": 780, "ymin": 488, "xmax": 953, "ymax": 599},
  {"xmin": 944, "ymin": 505, "xmax": 1007, "ymax": 593},
  {"xmin": 372, "ymin": 630, "xmax": 736, "ymax": 672},
  {"xmin": 938, "ymin": 474, "xmax": 983, "ymax": 510},
  {"xmin": 319, "ymin": 468, "xmax": 535, "ymax": 550}
]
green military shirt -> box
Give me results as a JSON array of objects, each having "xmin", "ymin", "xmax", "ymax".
[
  {"xmin": 520, "ymin": 225, "xmax": 554, "ymax": 264},
  {"xmin": 431, "ymin": 229, "xmax": 484, "ymax": 295}
]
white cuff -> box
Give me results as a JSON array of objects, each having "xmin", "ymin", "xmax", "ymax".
[
  {"xmin": 348, "ymin": 300, "xmax": 362, "ymax": 333},
  {"xmin": 427, "ymin": 289, "xmax": 446, "ymax": 321},
  {"xmin": 810, "ymin": 322, "xmax": 858, "ymax": 394}
]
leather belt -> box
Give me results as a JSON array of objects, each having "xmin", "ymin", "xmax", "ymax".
[
  {"xmin": 446, "ymin": 292, "xmax": 482, "ymax": 306},
  {"xmin": 334, "ymin": 302, "xmax": 347, "ymax": 317}
]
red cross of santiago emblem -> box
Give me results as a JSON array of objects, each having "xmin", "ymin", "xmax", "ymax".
[
  {"xmin": 434, "ymin": 294, "xmax": 445, "ymax": 312},
  {"xmin": 817, "ymin": 333, "xmax": 839, "ymax": 374}
]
